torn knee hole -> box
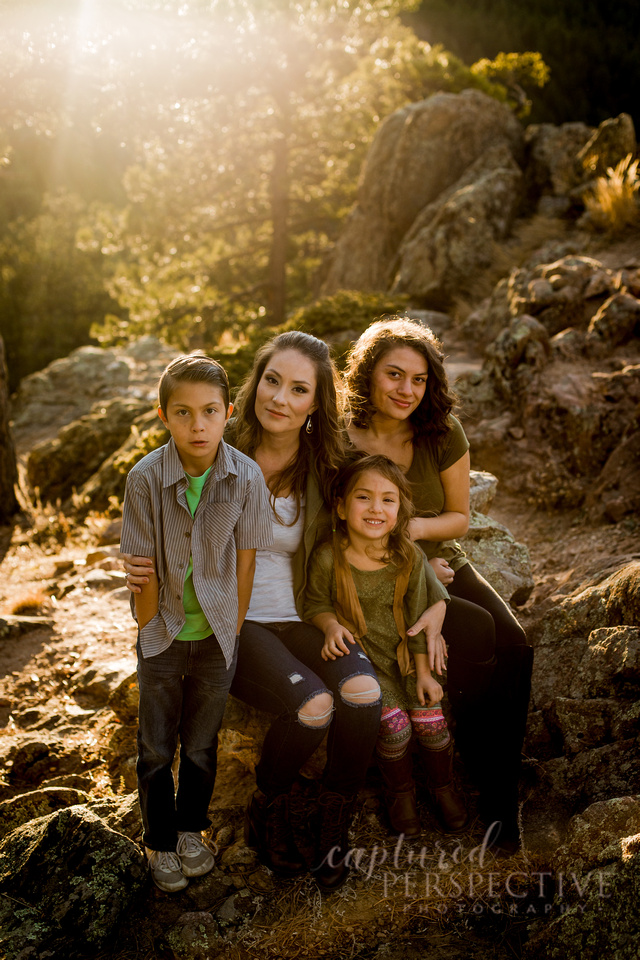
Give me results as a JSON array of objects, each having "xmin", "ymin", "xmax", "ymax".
[
  {"xmin": 298, "ymin": 693, "xmax": 334, "ymax": 727},
  {"xmin": 340, "ymin": 676, "xmax": 381, "ymax": 705}
]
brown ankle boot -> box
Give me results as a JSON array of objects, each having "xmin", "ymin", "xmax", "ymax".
[
  {"xmin": 418, "ymin": 741, "xmax": 467, "ymax": 832},
  {"xmin": 377, "ymin": 752, "xmax": 421, "ymax": 837}
]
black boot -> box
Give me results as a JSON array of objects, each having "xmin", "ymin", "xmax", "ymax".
[
  {"xmin": 312, "ymin": 791, "xmax": 355, "ymax": 893},
  {"xmin": 417, "ymin": 741, "xmax": 468, "ymax": 832},
  {"xmin": 377, "ymin": 752, "xmax": 421, "ymax": 837},
  {"xmin": 476, "ymin": 645, "xmax": 534, "ymax": 853},
  {"xmin": 446, "ymin": 653, "xmax": 496, "ymax": 785},
  {"xmin": 244, "ymin": 789, "xmax": 306, "ymax": 877}
]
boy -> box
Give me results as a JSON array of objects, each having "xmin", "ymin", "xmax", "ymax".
[{"xmin": 120, "ymin": 353, "xmax": 272, "ymax": 892}]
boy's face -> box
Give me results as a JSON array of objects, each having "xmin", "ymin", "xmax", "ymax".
[{"xmin": 158, "ymin": 381, "xmax": 232, "ymax": 476}]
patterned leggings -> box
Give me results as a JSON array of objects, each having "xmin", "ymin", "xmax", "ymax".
[{"xmin": 376, "ymin": 703, "xmax": 451, "ymax": 761}]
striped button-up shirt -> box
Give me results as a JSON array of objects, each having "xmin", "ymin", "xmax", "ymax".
[{"xmin": 121, "ymin": 437, "xmax": 273, "ymax": 665}]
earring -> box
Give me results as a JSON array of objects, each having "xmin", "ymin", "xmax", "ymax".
[{"xmin": 305, "ymin": 415, "xmax": 313, "ymax": 435}]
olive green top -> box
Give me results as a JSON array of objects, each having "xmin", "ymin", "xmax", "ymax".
[
  {"xmin": 405, "ymin": 415, "xmax": 470, "ymax": 571},
  {"xmin": 304, "ymin": 541, "xmax": 433, "ymax": 710}
]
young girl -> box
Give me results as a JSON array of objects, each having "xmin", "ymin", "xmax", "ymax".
[{"xmin": 304, "ymin": 454, "xmax": 467, "ymax": 836}]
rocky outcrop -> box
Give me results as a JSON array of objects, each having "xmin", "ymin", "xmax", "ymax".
[
  {"xmin": 26, "ymin": 396, "xmax": 150, "ymax": 503},
  {"xmin": 391, "ymin": 142, "xmax": 523, "ymax": 302},
  {"xmin": 323, "ymin": 90, "xmax": 524, "ymax": 299},
  {"xmin": 11, "ymin": 336, "xmax": 177, "ymax": 456},
  {"xmin": 524, "ymin": 798, "xmax": 640, "ymax": 960},
  {"xmin": 524, "ymin": 564, "xmax": 640, "ymax": 837},
  {"xmin": 0, "ymin": 805, "xmax": 146, "ymax": 959},
  {"xmin": 458, "ymin": 253, "xmax": 640, "ymax": 519}
]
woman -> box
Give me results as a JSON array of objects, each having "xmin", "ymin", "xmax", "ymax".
[
  {"xmin": 124, "ymin": 331, "xmax": 449, "ymax": 889},
  {"xmin": 343, "ymin": 317, "xmax": 533, "ymax": 851}
]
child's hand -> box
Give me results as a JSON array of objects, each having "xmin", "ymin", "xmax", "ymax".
[
  {"xmin": 416, "ymin": 673, "xmax": 443, "ymax": 707},
  {"xmin": 121, "ymin": 554, "xmax": 155, "ymax": 594},
  {"xmin": 321, "ymin": 623, "xmax": 356, "ymax": 661}
]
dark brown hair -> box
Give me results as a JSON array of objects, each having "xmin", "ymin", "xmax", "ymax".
[
  {"xmin": 334, "ymin": 453, "xmax": 415, "ymax": 573},
  {"xmin": 233, "ymin": 331, "xmax": 344, "ymax": 510},
  {"xmin": 158, "ymin": 352, "xmax": 230, "ymax": 414},
  {"xmin": 343, "ymin": 317, "xmax": 457, "ymax": 444}
]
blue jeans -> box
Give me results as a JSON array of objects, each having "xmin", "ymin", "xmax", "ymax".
[
  {"xmin": 137, "ymin": 635, "xmax": 236, "ymax": 851},
  {"xmin": 230, "ymin": 620, "xmax": 382, "ymax": 797}
]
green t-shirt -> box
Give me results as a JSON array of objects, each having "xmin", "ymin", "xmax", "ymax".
[
  {"xmin": 176, "ymin": 466, "xmax": 214, "ymax": 642},
  {"xmin": 405, "ymin": 416, "xmax": 470, "ymax": 570}
]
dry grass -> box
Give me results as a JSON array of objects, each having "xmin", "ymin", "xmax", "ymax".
[
  {"xmin": 583, "ymin": 154, "xmax": 640, "ymax": 235},
  {"xmin": 8, "ymin": 590, "xmax": 51, "ymax": 616}
]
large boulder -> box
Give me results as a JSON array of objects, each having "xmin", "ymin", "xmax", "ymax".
[
  {"xmin": 25, "ymin": 396, "xmax": 149, "ymax": 503},
  {"xmin": 392, "ymin": 142, "xmax": 523, "ymax": 302},
  {"xmin": 323, "ymin": 89, "xmax": 524, "ymax": 296},
  {"xmin": 459, "ymin": 511, "xmax": 533, "ymax": 606},
  {"xmin": 524, "ymin": 121, "xmax": 593, "ymax": 199},
  {"xmin": 530, "ymin": 563, "xmax": 640, "ymax": 709},
  {"xmin": 11, "ymin": 337, "xmax": 177, "ymax": 456},
  {"xmin": 524, "ymin": 819, "xmax": 640, "ymax": 959},
  {"xmin": 0, "ymin": 805, "xmax": 146, "ymax": 959}
]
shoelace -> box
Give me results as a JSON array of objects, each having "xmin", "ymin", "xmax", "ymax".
[
  {"xmin": 150, "ymin": 849, "xmax": 182, "ymax": 872},
  {"xmin": 176, "ymin": 831, "xmax": 216, "ymax": 858}
]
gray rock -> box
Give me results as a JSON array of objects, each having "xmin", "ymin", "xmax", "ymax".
[
  {"xmin": 469, "ymin": 470, "xmax": 498, "ymax": 513},
  {"xmin": 552, "ymin": 795, "xmax": 640, "ymax": 874},
  {"xmin": 523, "ymin": 835, "xmax": 640, "ymax": 960},
  {"xmin": 570, "ymin": 626, "xmax": 640, "ymax": 699},
  {"xmin": 586, "ymin": 291, "xmax": 640, "ymax": 347},
  {"xmin": 324, "ymin": 89, "xmax": 524, "ymax": 295},
  {"xmin": 0, "ymin": 786, "xmax": 90, "ymax": 841},
  {"xmin": 524, "ymin": 121, "xmax": 593, "ymax": 196},
  {"xmin": 71, "ymin": 657, "xmax": 138, "ymax": 707},
  {"xmin": 158, "ymin": 911, "xmax": 221, "ymax": 960},
  {"xmin": 548, "ymin": 697, "xmax": 616, "ymax": 755},
  {"xmin": 575, "ymin": 112, "xmax": 637, "ymax": 180},
  {"xmin": 25, "ymin": 396, "xmax": 149, "ymax": 503},
  {"xmin": 459, "ymin": 510, "xmax": 534, "ymax": 605},
  {"xmin": 392, "ymin": 143, "xmax": 523, "ymax": 302},
  {"xmin": 0, "ymin": 804, "xmax": 146, "ymax": 959}
]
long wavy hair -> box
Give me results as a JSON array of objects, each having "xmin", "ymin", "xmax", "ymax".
[
  {"xmin": 333, "ymin": 453, "xmax": 415, "ymax": 574},
  {"xmin": 343, "ymin": 317, "xmax": 457, "ymax": 444},
  {"xmin": 233, "ymin": 331, "xmax": 345, "ymax": 513}
]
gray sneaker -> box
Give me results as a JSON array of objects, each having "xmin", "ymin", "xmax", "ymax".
[
  {"xmin": 176, "ymin": 831, "xmax": 216, "ymax": 878},
  {"xmin": 146, "ymin": 848, "xmax": 188, "ymax": 892}
]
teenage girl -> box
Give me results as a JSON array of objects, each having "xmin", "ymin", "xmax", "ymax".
[{"xmin": 304, "ymin": 454, "xmax": 467, "ymax": 836}]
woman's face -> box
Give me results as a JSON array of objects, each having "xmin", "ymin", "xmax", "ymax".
[
  {"xmin": 255, "ymin": 348, "xmax": 318, "ymax": 436},
  {"xmin": 369, "ymin": 346, "xmax": 428, "ymax": 422}
]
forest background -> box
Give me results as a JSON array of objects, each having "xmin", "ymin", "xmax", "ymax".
[{"xmin": 1, "ymin": 0, "xmax": 638, "ymax": 395}]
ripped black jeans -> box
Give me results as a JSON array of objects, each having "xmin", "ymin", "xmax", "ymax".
[{"xmin": 230, "ymin": 619, "xmax": 382, "ymax": 797}]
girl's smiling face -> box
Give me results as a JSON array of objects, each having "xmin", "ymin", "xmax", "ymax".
[
  {"xmin": 370, "ymin": 345, "xmax": 428, "ymax": 421},
  {"xmin": 337, "ymin": 468, "xmax": 401, "ymax": 544},
  {"xmin": 255, "ymin": 348, "xmax": 318, "ymax": 435}
]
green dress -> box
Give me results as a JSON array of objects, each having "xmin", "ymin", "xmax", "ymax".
[{"xmin": 304, "ymin": 541, "xmax": 430, "ymax": 711}]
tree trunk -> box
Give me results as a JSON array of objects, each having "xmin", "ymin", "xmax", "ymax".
[
  {"xmin": 0, "ymin": 334, "xmax": 19, "ymax": 523},
  {"xmin": 266, "ymin": 133, "xmax": 289, "ymax": 326}
]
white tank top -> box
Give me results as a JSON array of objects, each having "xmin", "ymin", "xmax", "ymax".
[{"xmin": 246, "ymin": 494, "xmax": 304, "ymax": 623}]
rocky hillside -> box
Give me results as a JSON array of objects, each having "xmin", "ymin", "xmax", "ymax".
[{"xmin": 1, "ymin": 90, "xmax": 640, "ymax": 960}]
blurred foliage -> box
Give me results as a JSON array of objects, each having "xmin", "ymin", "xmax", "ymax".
[
  {"xmin": 0, "ymin": 192, "xmax": 125, "ymax": 392},
  {"xmin": 409, "ymin": 0, "xmax": 640, "ymax": 129},
  {"xmin": 1, "ymin": 0, "xmax": 543, "ymax": 389},
  {"xmin": 471, "ymin": 51, "xmax": 550, "ymax": 118}
]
